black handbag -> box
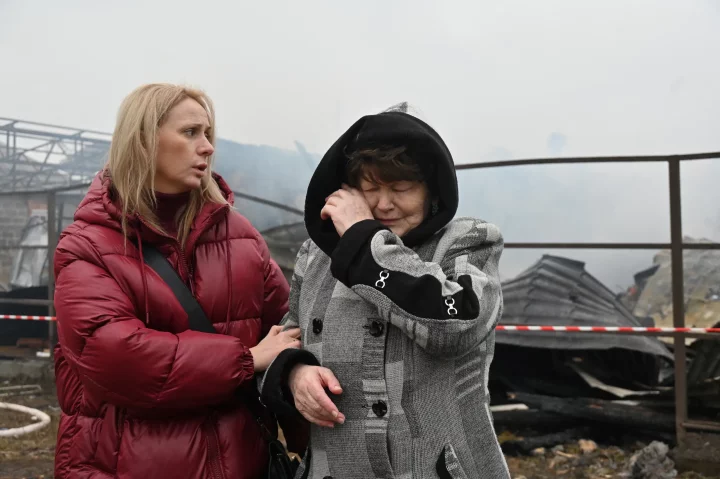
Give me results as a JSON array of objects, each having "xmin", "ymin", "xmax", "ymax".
[{"xmin": 141, "ymin": 244, "xmax": 300, "ymax": 479}]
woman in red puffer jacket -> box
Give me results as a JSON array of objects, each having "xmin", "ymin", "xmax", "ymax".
[{"xmin": 53, "ymin": 83, "xmax": 306, "ymax": 479}]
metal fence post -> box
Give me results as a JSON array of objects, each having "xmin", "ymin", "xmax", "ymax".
[
  {"xmin": 668, "ymin": 158, "xmax": 688, "ymax": 445},
  {"xmin": 47, "ymin": 190, "xmax": 57, "ymax": 357}
]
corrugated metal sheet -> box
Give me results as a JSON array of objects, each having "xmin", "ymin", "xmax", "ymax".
[{"xmin": 499, "ymin": 255, "xmax": 673, "ymax": 360}]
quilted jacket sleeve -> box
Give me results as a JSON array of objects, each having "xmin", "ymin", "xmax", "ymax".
[
  {"xmin": 54, "ymin": 232, "xmax": 256, "ymax": 411},
  {"xmin": 259, "ymin": 240, "xmax": 320, "ymax": 418},
  {"xmin": 251, "ymin": 230, "xmax": 310, "ymax": 452},
  {"xmin": 256, "ymin": 231, "xmax": 290, "ymax": 335},
  {"xmin": 330, "ymin": 218, "xmax": 504, "ymax": 359}
]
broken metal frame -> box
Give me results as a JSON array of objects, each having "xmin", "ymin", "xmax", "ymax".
[
  {"xmin": 0, "ymin": 117, "xmax": 111, "ymax": 193},
  {"xmin": 456, "ymin": 150, "xmax": 720, "ymax": 444}
]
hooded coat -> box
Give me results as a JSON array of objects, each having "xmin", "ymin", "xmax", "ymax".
[
  {"xmin": 52, "ymin": 171, "xmax": 305, "ymax": 479},
  {"xmin": 260, "ymin": 112, "xmax": 510, "ymax": 478}
]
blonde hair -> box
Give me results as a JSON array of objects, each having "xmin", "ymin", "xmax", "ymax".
[{"xmin": 106, "ymin": 83, "xmax": 227, "ymax": 246}]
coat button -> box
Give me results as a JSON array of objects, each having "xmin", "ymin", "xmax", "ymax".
[
  {"xmin": 368, "ymin": 320, "xmax": 384, "ymax": 337},
  {"xmin": 323, "ymin": 476, "xmax": 333, "ymax": 479},
  {"xmin": 372, "ymin": 400, "xmax": 388, "ymax": 417},
  {"xmin": 312, "ymin": 318, "xmax": 323, "ymax": 334}
]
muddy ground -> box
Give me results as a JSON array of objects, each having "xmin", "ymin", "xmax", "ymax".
[
  {"xmin": 0, "ymin": 380, "xmax": 58, "ymax": 479},
  {"xmin": 1, "ymin": 378, "xmax": 718, "ymax": 479}
]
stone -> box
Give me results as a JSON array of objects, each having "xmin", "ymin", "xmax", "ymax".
[{"xmin": 628, "ymin": 441, "xmax": 677, "ymax": 479}]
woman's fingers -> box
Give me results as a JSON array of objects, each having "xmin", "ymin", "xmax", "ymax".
[
  {"xmin": 341, "ymin": 183, "xmax": 362, "ymax": 197},
  {"xmin": 298, "ymin": 409, "xmax": 336, "ymax": 428},
  {"xmin": 295, "ymin": 371, "xmax": 344, "ymax": 426},
  {"xmin": 298, "ymin": 399, "xmax": 339, "ymax": 427},
  {"xmin": 318, "ymin": 368, "xmax": 343, "ymax": 395},
  {"xmin": 320, "ymin": 204, "xmax": 333, "ymax": 220},
  {"xmin": 308, "ymin": 386, "xmax": 337, "ymax": 417},
  {"xmin": 330, "ymin": 188, "xmax": 348, "ymax": 198},
  {"xmin": 282, "ymin": 327, "xmax": 301, "ymax": 339},
  {"xmin": 341, "ymin": 183, "xmax": 359, "ymax": 193},
  {"xmin": 310, "ymin": 375, "xmax": 344, "ymax": 423},
  {"xmin": 291, "ymin": 366, "xmax": 345, "ymax": 428},
  {"xmin": 296, "ymin": 391, "xmax": 334, "ymax": 424}
]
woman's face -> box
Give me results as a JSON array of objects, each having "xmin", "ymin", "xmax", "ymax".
[
  {"xmin": 154, "ymin": 98, "xmax": 214, "ymax": 194},
  {"xmin": 359, "ymin": 170, "xmax": 429, "ymax": 237}
]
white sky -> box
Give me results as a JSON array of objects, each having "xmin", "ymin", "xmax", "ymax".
[{"xmin": 1, "ymin": 0, "xmax": 719, "ymax": 287}]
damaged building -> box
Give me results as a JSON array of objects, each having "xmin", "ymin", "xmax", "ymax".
[
  {"xmin": 0, "ymin": 117, "xmax": 310, "ymax": 352},
  {"xmin": 493, "ymin": 253, "xmax": 720, "ymax": 452}
]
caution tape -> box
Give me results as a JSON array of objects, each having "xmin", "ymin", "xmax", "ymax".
[
  {"xmin": 496, "ymin": 325, "xmax": 720, "ymax": 334},
  {"xmin": 0, "ymin": 315, "xmax": 54, "ymax": 321},
  {"xmin": 1, "ymin": 314, "xmax": 720, "ymax": 334}
]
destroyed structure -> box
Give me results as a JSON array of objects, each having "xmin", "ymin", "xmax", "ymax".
[
  {"xmin": 493, "ymin": 254, "xmax": 720, "ymax": 454},
  {"xmin": 623, "ymin": 236, "xmax": 720, "ymax": 332}
]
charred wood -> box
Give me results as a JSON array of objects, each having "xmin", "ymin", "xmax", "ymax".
[{"xmin": 509, "ymin": 392, "xmax": 676, "ymax": 433}]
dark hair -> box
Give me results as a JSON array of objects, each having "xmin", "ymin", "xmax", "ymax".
[{"xmin": 345, "ymin": 146, "xmax": 424, "ymax": 188}]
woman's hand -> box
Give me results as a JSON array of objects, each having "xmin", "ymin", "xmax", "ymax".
[
  {"xmin": 289, "ymin": 364, "xmax": 345, "ymax": 427},
  {"xmin": 250, "ymin": 326, "xmax": 301, "ymax": 372},
  {"xmin": 320, "ymin": 184, "xmax": 373, "ymax": 237}
]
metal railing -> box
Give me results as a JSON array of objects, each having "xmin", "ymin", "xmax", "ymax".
[
  {"xmin": 456, "ymin": 150, "xmax": 720, "ymax": 443},
  {"xmin": 2, "ymin": 150, "xmax": 719, "ymax": 445}
]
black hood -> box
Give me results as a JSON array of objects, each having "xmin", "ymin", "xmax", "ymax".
[{"xmin": 305, "ymin": 111, "xmax": 459, "ymax": 256}]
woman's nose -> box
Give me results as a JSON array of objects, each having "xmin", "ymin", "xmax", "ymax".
[
  {"xmin": 199, "ymin": 137, "xmax": 214, "ymax": 157},
  {"xmin": 376, "ymin": 192, "xmax": 394, "ymax": 211}
]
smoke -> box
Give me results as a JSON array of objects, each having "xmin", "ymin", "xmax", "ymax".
[{"xmin": 456, "ymin": 138, "xmax": 720, "ymax": 291}]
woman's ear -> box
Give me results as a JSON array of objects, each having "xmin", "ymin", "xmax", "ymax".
[
  {"xmin": 431, "ymin": 197, "xmax": 439, "ymax": 216},
  {"xmin": 424, "ymin": 195, "xmax": 438, "ymax": 218}
]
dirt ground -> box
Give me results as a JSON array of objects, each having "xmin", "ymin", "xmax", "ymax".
[
  {"xmin": 0, "ymin": 380, "xmax": 58, "ymax": 479},
  {"xmin": 1, "ymin": 378, "xmax": 719, "ymax": 479},
  {"xmin": 501, "ymin": 438, "xmax": 719, "ymax": 479}
]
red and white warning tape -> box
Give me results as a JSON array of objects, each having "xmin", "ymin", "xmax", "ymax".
[
  {"xmin": 0, "ymin": 315, "xmax": 54, "ymax": 321},
  {"xmin": 495, "ymin": 325, "xmax": 720, "ymax": 334},
  {"xmin": 1, "ymin": 314, "xmax": 719, "ymax": 334}
]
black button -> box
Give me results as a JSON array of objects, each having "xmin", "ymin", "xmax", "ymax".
[
  {"xmin": 323, "ymin": 476, "xmax": 333, "ymax": 479},
  {"xmin": 368, "ymin": 320, "xmax": 384, "ymax": 337},
  {"xmin": 312, "ymin": 318, "xmax": 323, "ymax": 334},
  {"xmin": 372, "ymin": 400, "xmax": 388, "ymax": 417}
]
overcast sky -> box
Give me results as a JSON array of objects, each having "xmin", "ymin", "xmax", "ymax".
[{"xmin": 1, "ymin": 0, "xmax": 719, "ymax": 288}]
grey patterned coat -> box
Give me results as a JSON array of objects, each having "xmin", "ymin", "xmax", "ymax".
[
  {"xmin": 261, "ymin": 218, "xmax": 509, "ymax": 479},
  {"xmin": 260, "ymin": 110, "xmax": 510, "ymax": 478}
]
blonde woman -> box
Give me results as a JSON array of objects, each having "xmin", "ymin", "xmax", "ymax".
[{"xmin": 53, "ymin": 83, "xmax": 304, "ymax": 479}]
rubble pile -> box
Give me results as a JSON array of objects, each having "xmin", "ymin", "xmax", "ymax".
[{"xmin": 492, "ymin": 252, "xmax": 720, "ymax": 474}]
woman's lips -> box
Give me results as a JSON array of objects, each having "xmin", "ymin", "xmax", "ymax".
[{"xmin": 378, "ymin": 218, "xmax": 398, "ymax": 225}]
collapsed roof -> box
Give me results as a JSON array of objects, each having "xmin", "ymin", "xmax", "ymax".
[{"xmin": 498, "ymin": 254, "xmax": 673, "ymax": 360}]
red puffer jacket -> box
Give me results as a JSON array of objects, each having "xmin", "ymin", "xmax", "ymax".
[{"xmin": 53, "ymin": 171, "xmax": 302, "ymax": 479}]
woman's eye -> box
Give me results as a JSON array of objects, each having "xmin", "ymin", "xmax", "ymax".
[{"xmin": 184, "ymin": 129, "xmax": 196, "ymax": 137}]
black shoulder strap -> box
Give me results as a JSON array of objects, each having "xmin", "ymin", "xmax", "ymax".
[
  {"xmin": 142, "ymin": 244, "xmax": 284, "ymax": 448},
  {"xmin": 140, "ymin": 244, "xmax": 217, "ymax": 334}
]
